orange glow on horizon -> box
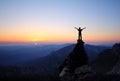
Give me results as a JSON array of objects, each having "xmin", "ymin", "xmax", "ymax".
[
  {"xmin": 0, "ymin": 31, "xmax": 119, "ymax": 43},
  {"xmin": 0, "ymin": 37, "xmax": 119, "ymax": 43}
]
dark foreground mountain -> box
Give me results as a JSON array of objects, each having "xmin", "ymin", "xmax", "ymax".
[
  {"xmin": 58, "ymin": 41, "xmax": 120, "ymax": 81},
  {"xmin": 92, "ymin": 43, "xmax": 120, "ymax": 73},
  {"xmin": 89, "ymin": 43, "xmax": 120, "ymax": 81}
]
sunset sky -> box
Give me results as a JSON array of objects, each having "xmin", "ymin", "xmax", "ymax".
[{"xmin": 0, "ymin": 0, "xmax": 120, "ymax": 44}]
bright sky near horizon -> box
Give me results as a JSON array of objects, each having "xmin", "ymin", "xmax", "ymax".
[{"xmin": 0, "ymin": 0, "xmax": 120, "ymax": 43}]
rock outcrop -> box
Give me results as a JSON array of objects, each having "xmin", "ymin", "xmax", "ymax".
[
  {"xmin": 59, "ymin": 27, "xmax": 120, "ymax": 81},
  {"xmin": 59, "ymin": 40, "xmax": 94, "ymax": 81}
]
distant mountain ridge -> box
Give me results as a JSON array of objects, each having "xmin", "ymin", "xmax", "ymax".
[
  {"xmin": 23, "ymin": 44, "xmax": 110, "ymax": 67},
  {"xmin": 0, "ymin": 44, "xmax": 71, "ymax": 65}
]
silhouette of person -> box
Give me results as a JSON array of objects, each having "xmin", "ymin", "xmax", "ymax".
[{"xmin": 75, "ymin": 27, "xmax": 86, "ymax": 40}]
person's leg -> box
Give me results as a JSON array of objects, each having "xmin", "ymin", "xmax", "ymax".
[{"xmin": 78, "ymin": 36, "xmax": 80, "ymax": 40}]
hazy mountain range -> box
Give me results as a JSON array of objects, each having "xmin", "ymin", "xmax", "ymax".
[
  {"xmin": 0, "ymin": 43, "xmax": 119, "ymax": 81},
  {"xmin": 0, "ymin": 43, "xmax": 110, "ymax": 66},
  {"xmin": 0, "ymin": 44, "xmax": 71, "ymax": 65}
]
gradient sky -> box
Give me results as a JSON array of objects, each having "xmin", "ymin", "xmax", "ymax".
[{"xmin": 0, "ymin": 0, "xmax": 120, "ymax": 43}]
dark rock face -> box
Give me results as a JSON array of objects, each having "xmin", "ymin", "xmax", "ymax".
[
  {"xmin": 92, "ymin": 43, "xmax": 120, "ymax": 74},
  {"xmin": 74, "ymin": 65, "xmax": 95, "ymax": 81},
  {"xmin": 91, "ymin": 43, "xmax": 120, "ymax": 81},
  {"xmin": 108, "ymin": 43, "xmax": 120, "ymax": 74},
  {"xmin": 59, "ymin": 41, "xmax": 120, "ymax": 81},
  {"xmin": 59, "ymin": 40, "xmax": 94, "ymax": 81},
  {"xmin": 59, "ymin": 40, "xmax": 88, "ymax": 73},
  {"xmin": 66, "ymin": 40, "xmax": 88, "ymax": 72}
]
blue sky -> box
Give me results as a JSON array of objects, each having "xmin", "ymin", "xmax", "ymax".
[{"xmin": 0, "ymin": 0, "xmax": 120, "ymax": 43}]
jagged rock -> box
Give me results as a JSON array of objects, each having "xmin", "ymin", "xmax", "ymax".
[
  {"xmin": 59, "ymin": 38, "xmax": 120, "ymax": 81},
  {"xmin": 92, "ymin": 43, "xmax": 120, "ymax": 74},
  {"xmin": 107, "ymin": 43, "xmax": 120, "ymax": 75},
  {"xmin": 110, "ymin": 59, "xmax": 120, "ymax": 75},
  {"xmin": 59, "ymin": 66, "xmax": 73, "ymax": 81},
  {"xmin": 65, "ymin": 40, "xmax": 88, "ymax": 72},
  {"xmin": 74, "ymin": 65, "xmax": 95, "ymax": 81},
  {"xmin": 59, "ymin": 65, "xmax": 95, "ymax": 81},
  {"xmin": 59, "ymin": 40, "xmax": 88, "ymax": 71},
  {"xmin": 59, "ymin": 40, "xmax": 94, "ymax": 81}
]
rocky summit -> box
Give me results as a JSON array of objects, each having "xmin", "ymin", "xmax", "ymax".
[
  {"xmin": 59, "ymin": 39, "xmax": 94, "ymax": 81},
  {"xmin": 59, "ymin": 39, "xmax": 120, "ymax": 81}
]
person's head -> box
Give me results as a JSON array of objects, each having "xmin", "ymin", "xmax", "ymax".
[{"xmin": 79, "ymin": 27, "xmax": 81, "ymax": 29}]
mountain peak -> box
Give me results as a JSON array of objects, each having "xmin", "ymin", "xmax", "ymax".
[
  {"xmin": 59, "ymin": 39, "xmax": 88, "ymax": 72},
  {"xmin": 59, "ymin": 39, "xmax": 95, "ymax": 81},
  {"xmin": 66, "ymin": 40, "xmax": 88, "ymax": 71}
]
